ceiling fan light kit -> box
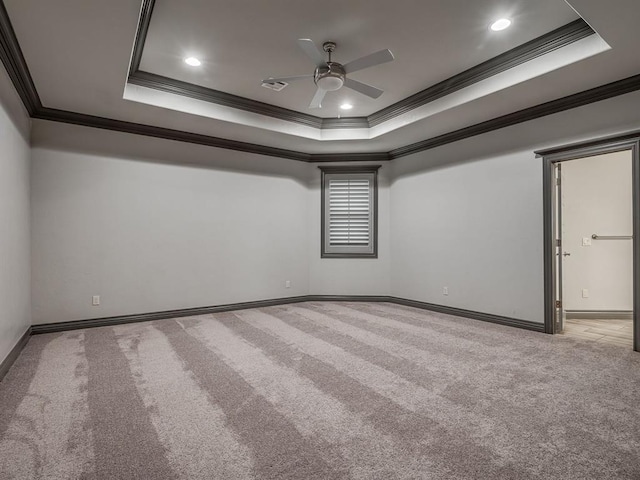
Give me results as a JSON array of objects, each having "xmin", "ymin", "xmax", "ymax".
[{"xmin": 262, "ymin": 39, "xmax": 394, "ymax": 109}]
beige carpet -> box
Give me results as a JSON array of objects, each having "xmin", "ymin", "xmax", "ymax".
[{"xmin": 1, "ymin": 302, "xmax": 639, "ymax": 479}]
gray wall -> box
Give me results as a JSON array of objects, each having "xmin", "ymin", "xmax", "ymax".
[
  {"xmin": 389, "ymin": 90, "xmax": 640, "ymax": 324},
  {"xmin": 390, "ymin": 150, "xmax": 545, "ymax": 322},
  {"xmin": 26, "ymin": 89, "xmax": 640, "ymax": 328},
  {"xmin": 30, "ymin": 121, "xmax": 312, "ymax": 324},
  {"xmin": 0, "ymin": 66, "xmax": 31, "ymax": 363}
]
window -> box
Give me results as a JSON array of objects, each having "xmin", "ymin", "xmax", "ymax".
[{"xmin": 320, "ymin": 166, "xmax": 379, "ymax": 258}]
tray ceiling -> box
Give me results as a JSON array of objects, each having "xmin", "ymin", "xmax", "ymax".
[
  {"xmin": 139, "ymin": 0, "xmax": 580, "ymax": 118},
  {"xmin": 2, "ymin": 0, "xmax": 640, "ymax": 157}
]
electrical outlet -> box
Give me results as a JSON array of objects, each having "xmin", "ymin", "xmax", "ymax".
[
  {"xmin": 443, "ymin": 287, "xmax": 449, "ymax": 296},
  {"xmin": 92, "ymin": 295, "xmax": 100, "ymax": 306},
  {"xmin": 582, "ymin": 289, "xmax": 589, "ymax": 298},
  {"xmin": 582, "ymin": 237, "xmax": 592, "ymax": 246},
  {"xmin": 285, "ymin": 280, "xmax": 291, "ymax": 288}
]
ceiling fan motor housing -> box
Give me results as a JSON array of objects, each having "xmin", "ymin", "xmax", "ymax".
[{"xmin": 314, "ymin": 62, "xmax": 345, "ymax": 91}]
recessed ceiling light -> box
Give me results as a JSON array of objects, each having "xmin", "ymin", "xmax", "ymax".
[
  {"xmin": 184, "ymin": 57, "xmax": 202, "ymax": 67},
  {"xmin": 490, "ymin": 18, "xmax": 512, "ymax": 31},
  {"xmin": 340, "ymin": 103, "xmax": 353, "ymax": 110}
]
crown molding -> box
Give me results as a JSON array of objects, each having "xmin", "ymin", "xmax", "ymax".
[
  {"xmin": 311, "ymin": 152, "xmax": 390, "ymax": 163},
  {"xmin": 1, "ymin": 1, "xmax": 640, "ymax": 164},
  {"xmin": 0, "ymin": 0, "xmax": 40, "ymax": 114},
  {"xmin": 389, "ymin": 73, "xmax": 640, "ymax": 159},
  {"xmin": 128, "ymin": 4, "xmax": 594, "ymax": 130},
  {"xmin": 128, "ymin": 0, "xmax": 155, "ymax": 76},
  {"xmin": 33, "ymin": 107, "xmax": 316, "ymax": 162},
  {"xmin": 368, "ymin": 19, "xmax": 594, "ymax": 127},
  {"xmin": 129, "ymin": 70, "xmax": 325, "ymax": 129}
]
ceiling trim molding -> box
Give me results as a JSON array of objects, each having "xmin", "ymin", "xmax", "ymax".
[
  {"xmin": 388, "ymin": 73, "xmax": 640, "ymax": 159},
  {"xmin": 34, "ymin": 107, "xmax": 314, "ymax": 162},
  {"xmin": 129, "ymin": 70, "xmax": 325, "ymax": 129},
  {"xmin": 33, "ymin": 107, "xmax": 393, "ymax": 163},
  {"xmin": 128, "ymin": 0, "xmax": 155, "ymax": 76},
  {"xmin": 0, "ymin": 2, "xmax": 639, "ymax": 164},
  {"xmin": 368, "ymin": 19, "xmax": 594, "ymax": 127},
  {"xmin": 312, "ymin": 153, "xmax": 390, "ymax": 163},
  {"xmin": 535, "ymin": 129, "xmax": 640, "ymax": 157},
  {"xmin": 0, "ymin": 0, "xmax": 40, "ymax": 114},
  {"xmin": 128, "ymin": 5, "xmax": 594, "ymax": 130}
]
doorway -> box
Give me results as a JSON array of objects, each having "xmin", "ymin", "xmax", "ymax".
[
  {"xmin": 540, "ymin": 137, "xmax": 640, "ymax": 352},
  {"xmin": 555, "ymin": 152, "xmax": 633, "ymax": 347}
]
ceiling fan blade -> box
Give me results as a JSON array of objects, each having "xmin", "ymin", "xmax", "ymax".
[
  {"xmin": 309, "ymin": 87, "xmax": 327, "ymax": 108},
  {"xmin": 344, "ymin": 77, "xmax": 384, "ymax": 99},
  {"xmin": 261, "ymin": 75, "xmax": 313, "ymax": 84},
  {"xmin": 343, "ymin": 49, "xmax": 394, "ymax": 74},
  {"xmin": 298, "ymin": 39, "xmax": 327, "ymax": 67}
]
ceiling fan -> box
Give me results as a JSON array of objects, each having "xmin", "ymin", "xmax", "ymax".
[{"xmin": 262, "ymin": 39, "xmax": 395, "ymax": 109}]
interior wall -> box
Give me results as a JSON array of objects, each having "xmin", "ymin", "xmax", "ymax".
[
  {"xmin": 0, "ymin": 67, "xmax": 32, "ymax": 363},
  {"xmin": 389, "ymin": 90, "xmax": 640, "ymax": 324},
  {"xmin": 561, "ymin": 151, "xmax": 633, "ymax": 311},
  {"xmin": 23, "ymin": 82, "xmax": 640, "ymax": 328},
  {"xmin": 390, "ymin": 151, "xmax": 545, "ymax": 322},
  {"xmin": 30, "ymin": 121, "xmax": 312, "ymax": 325},
  {"xmin": 308, "ymin": 164, "xmax": 391, "ymax": 295}
]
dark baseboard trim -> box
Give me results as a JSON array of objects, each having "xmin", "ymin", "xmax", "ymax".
[
  {"xmin": 30, "ymin": 295, "xmax": 544, "ymax": 335},
  {"xmin": 30, "ymin": 296, "xmax": 313, "ymax": 334},
  {"xmin": 565, "ymin": 310, "xmax": 633, "ymax": 320},
  {"xmin": 387, "ymin": 296, "xmax": 546, "ymax": 332},
  {"xmin": 0, "ymin": 327, "xmax": 31, "ymax": 382},
  {"xmin": 306, "ymin": 295, "xmax": 391, "ymax": 303}
]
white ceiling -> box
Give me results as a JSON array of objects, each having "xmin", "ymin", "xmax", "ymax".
[{"xmin": 4, "ymin": 0, "xmax": 640, "ymax": 155}]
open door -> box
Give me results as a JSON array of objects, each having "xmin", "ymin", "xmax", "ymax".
[
  {"xmin": 553, "ymin": 163, "xmax": 566, "ymax": 333},
  {"xmin": 542, "ymin": 139, "xmax": 639, "ymax": 352}
]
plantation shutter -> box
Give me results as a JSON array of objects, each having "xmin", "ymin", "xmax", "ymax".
[
  {"xmin": 328, "ymin": 178, "xmax": 371, "ymax": 246},
  {"xmin": 320, "ymin": 168, "xmax": 378, "ymax": 258}
]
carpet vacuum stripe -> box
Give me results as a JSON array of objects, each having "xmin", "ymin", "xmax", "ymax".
[
  {"xmin": 113, "ymin": 322, "xmax": 254, "ymax": 479},
  {"xmin": 154, "ymin": 318, "xmax": 343, "ymax": 480},
  {"xmin": 0, "ymin": 302, "xmax": 639, "ymax": 479},
  {"xmin": 0, "ymin": 332, "xmax": 92, "ymax": 478},
  {"xmin": 234, "ymin": 308, "xmax": 536, "ymax": 478},
  {"xmin": 187, "ymin": 313, "xmax": 437, "ymax": 479},
  {"xmin": 85, "ymin": 327, "xmax": 176, "ymax": 478}
]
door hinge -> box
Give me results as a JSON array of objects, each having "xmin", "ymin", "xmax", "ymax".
[
  {"xmin": 555, "ymin": 300, "xmax": 562, "ymax": 309},
  {"xmin": 556, "ymin": 177, "xmax": 561, "ymax": 186},
  {"xmin": 556, "ymin": 239, "xmax": 561, "ymax": 247}
]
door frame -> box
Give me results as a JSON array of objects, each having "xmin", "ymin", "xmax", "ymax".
[{"xmin": 539, "ymin": 136, "xmax": 640, "ymax": 352}]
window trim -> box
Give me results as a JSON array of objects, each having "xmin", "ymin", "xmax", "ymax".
[{"xmin": 319, "ymin": 165, "xmax": 380, "ymax": 259}]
